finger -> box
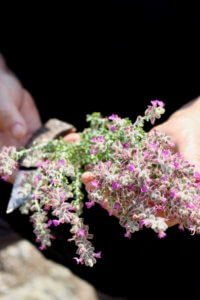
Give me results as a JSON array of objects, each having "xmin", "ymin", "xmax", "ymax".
[
  {"xmin": 0, "ymin": 169, "xmax": 17, "ymax": 184},
  {"xmin": 156, "ymin": 120, "xmax": 200, "ymax": 170},
  {"xmin": 156, "ymin": 210, "xmax": 178, "ymax": 227},
  {"xmin": 0, "ymin": 98, "xmax": 27, "ymax": 139},
  {"xmin": 167, "ymin": 218, "xmax": 178, "ymax": 227},
  {"xmin": 149, "ymin": 125, "xmax": 178, "ymax": 152},
  {"xmin": 177, "ymin": 137, "xmax": 200, "ymax": 170},
  {"xmin": 85, "ymin": 181, "xmax": 99, "ymax": 192},
  {"xmin": 6, "ymin": 171, "xmax": 16, "ymax": 184},
  {"xmin": 20, "ymin": 89, "xmax": 42, "ymax": 134},
  {"xmin": 81, "ymin": 172, "xmax": 95, "ymax": 184},
  {"xmin": 64, "ymin": 133, "xmax": 80, "ymax": 143}
]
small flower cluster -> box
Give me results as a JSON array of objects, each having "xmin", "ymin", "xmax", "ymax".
[
  {"xmin": 0, "ymin": 146, "xmax": 18, "ymax": 179},
  {"xmin": 1, "ymin": 100, "xmax": 200, "ymax": 266},
  {"xmin": 87, "ymin": 128, "xmax": 200, "ymax": 239}
]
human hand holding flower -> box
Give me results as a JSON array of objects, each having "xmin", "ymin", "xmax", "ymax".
[
  {"xmin": 81, "ymin": 98, "xmax": 200, "ymax": 228},
  {"xmin": 148, "ymin": 98, "xmax": 200, "ymax": 226}
]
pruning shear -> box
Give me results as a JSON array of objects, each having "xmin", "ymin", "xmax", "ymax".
[{"xmin": 6, "ymin": 119, "xmax": 75, "ymax": 214}]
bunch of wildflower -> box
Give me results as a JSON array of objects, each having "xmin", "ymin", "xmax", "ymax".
[{"xmin": 0, "ymin": 100, "xmax": 200, "ymax": 266}]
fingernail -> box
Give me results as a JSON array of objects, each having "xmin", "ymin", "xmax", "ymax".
[{"xmin": 11, "ymin": 123, "xmax": 26, "ymax": 139}]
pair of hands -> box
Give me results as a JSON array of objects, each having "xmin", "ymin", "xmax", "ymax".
[{"xmin": 1, "ymin": 55, "xmax": 200, "ymax": 227}]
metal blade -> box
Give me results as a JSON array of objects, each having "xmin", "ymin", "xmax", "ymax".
[{"xmin": 6, "ymin": 170, "xmax": 33, "ymax": 213}]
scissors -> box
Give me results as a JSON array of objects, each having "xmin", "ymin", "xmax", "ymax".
[{"xmin": 6, "ymin": 119, "xmax": 75, "ymax": 213}]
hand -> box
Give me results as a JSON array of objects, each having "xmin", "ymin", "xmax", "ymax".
[
  {"xmin": 146, "ymin": 98, "xmax": 200, "ymax": 226},
  {"xmin": 0, "ymin": 67, "xmax": 41, "ymax": 148},
  {"xmin": 81, "ymin": 98, "xmax": 200, "ymax": 227}
]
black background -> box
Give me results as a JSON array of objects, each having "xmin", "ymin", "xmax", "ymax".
[{"xmin": 1, "ymin": 1, "xmax": 200, "ymax": 299}]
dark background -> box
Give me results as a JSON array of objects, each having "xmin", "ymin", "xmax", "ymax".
[
  {"xmin": 1, "ymin": 1, "xmax": 200, "ymax": 299},
  {"xmin": 1, "ymin": 1, "xmax": 199, "ymax": 125}
]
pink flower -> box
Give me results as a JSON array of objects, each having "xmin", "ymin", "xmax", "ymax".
[
  {"xmin": 36, "ymin": 161, "xmax": 43, "ymax": 168},
  {"xmin": 73, "ymin": 257, "xmax": 83, "ymax": 264},
  {"xmin": 161, "ymin": 197, "xmax": 167, "ymax": 203},
  {"xmin": 77, "ymin": 229, "xmax": 86, "ymax": 237},
  {"xmin": 173, "ymin": 161, "xmax": 180, "ymax": 169},
  {"xmin": 186, "ymin": 203, "xmax": 197, "ymax": 209},
  {"xmin": 147, "ymin": 179, "xmax": 153, "ymax": 185},
  {"xmin": 91, "ymin": 180, "xmax": 100, "ymax": 189},
  {"xmin": 34, "ymin": 175, "xmax": 41, "ymax": 186},
  {"xmin": 128, "ymin": 163, "xmax": 135, "ymax": 172},
  {"xmin": 150, "ymin": 100, "xmax": 165, "ymax": 107},
  {"xmin": 114, "ymin": 202, "xmax": 121, "ymax": 210},
  {"xmin": 140, "ymin": 219, "xmax": 150, "ymax": 227},
  {"xmin": 47, "ymin": 220, "xmax": 53, "ymax": 227},
  {"xmin": 91, "ymin": 147, "xmax": 98, "ymax": 155},
  {"xmin": 112, "ymin": 181, "xmax": 120, "ymax": 190},
  {"xmin": 56, "ymin": 159, "xmax": 66, "ymax": 168},
  {"xmin": 150, "ymin": 143, "xmax": 157, "ymax": 150},
  {"xmin": 92, "ymin": 136, "xmax": 105, "ymax": 143},
  {"xmin": 194, "ymin": 195, "xmax": 200, "ymax": 201},
  {"xmin": 150, "ymin": 117, "xmax": 156, "ymax": 125},
  {"xmin": 109, "ymin": 125, "xmax": 117, "ymax": 132},
  {"xmin": 122, "ymin": 142, "xmax": 130, "ymax": 149},
  {"xmin": 127, "ymin": 184, "xmax": 134, "ymax": 191},
  {"xmin": 97, "ymin": 136, "xmax": 105, "ymax": 143},
  {"xmin": 124, "ymin": 231, "xmax": 131, "ymax": 239},
  {"xmin": 38, "ymin": 245, "xmax": 46, "ymax": 251},
  {"xmin": 60, "ymin": 191, "xmax": 66, "ymax": 201},
  {"xmin": 94, "ymin": 252, "xmax": 102, "ymax": 259},
  {"xmin": 50, "ymin": 179, "xmax": 55, "ymax": 185},
  {"xmin": 162, "ymin": 149, "xmax": 169, "ymax": 158},
  {"xmin": 188, "ymin": 226, "xmax": 195, "ymax": 235},
  {"xmin": 106, "ymin": 160, "xmax": 112, "ymax": 168},
  {"xmin": 91, "ymin": 137, "xmax": 97, "ymax": 143},
  {"xmin": 161, "ymin": 175, "xmax": 168, "ymax": 181},
  {"xmin": 108, "ymin": 114, "xmax": 120, "ymax": 121},
  {"xmin": 1, "ymin": 175, "xmax": 9, "ymax": 181},
  {"xmin": 178, "ymin": 224, "xmax": 185, "ymax": 231},
  {"xmin": 170, "ymin": 190, "xmax": 176, "ymax": 198},
  {"xmin": 68, "ymin": 205, "xmax": 76, "ymax": 212},
  {"xmin": 38, "ymin": 160, "xmax": 49, "ymax": 169},
  {"xmin": 85, "ymin": 201, "xmax": 95, "ymax": 209},
  {"xmin": 194, "ymin": 172, "xmax": 200, "ymax": 182},
  {"xmin": 52, "ymin": 220, "xmax": 60, "ymax": 226},
  {"xmin": 143, "ymin": 151, "xmax": 149, "ymax": 159},
  {"xmin": 158, "ymin": 231, "xmax": 166, "ymax": 239},
  {"xmin": 108, "ymin": 210, "xmax": 113, "ymax": 216},
  {"xmin": 141, "ymin": 185, "xmax": 148, "ymax": 192}
]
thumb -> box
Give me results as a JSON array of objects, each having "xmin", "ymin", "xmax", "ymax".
[
  {"xmin": 178, "ymin": 137, "xmax": 200, "ymax": 170},
  {"xmin": 0, "ymin": 99, "xmax": 27, "ymax": 139},
  {"xmin": 151, "ymin": 122, "xmax": 200, "ymax": 170}
]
